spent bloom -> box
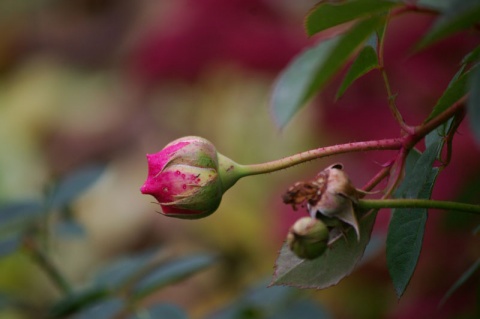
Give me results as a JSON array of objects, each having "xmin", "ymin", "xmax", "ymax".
[
  {"xmin": 283, "ymin": 163, "xmax": 361, "ymax": 240},
  {"xmin": 140, "ymin": 136, "xmax": 241, "ymax": 219}
]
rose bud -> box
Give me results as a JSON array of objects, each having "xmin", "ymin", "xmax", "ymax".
[
  {"xmin": 307, "ymin": 163, "xmax": 361, "ymax": 240},
  {"xmin": 140, "ymin": 136, "xmax": 241, "ymax": 219},
  {"xmin": 287, "ymin": 217, "xmax": 329, "ymax": 260}
]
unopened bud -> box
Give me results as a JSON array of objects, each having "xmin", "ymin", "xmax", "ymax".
[
  {"xmin": 287, "ymin": 217, "xmax": 329, "ymax": 260},
  {"xmin": 140, "ymin": 136, "xmax": 240, "ymax": 219}
]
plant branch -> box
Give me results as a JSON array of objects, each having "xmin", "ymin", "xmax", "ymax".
[
  {"xmin": 22, "ymin": 236, "xmax": 72, "ymax": 295},
  {"xmin": 237, "ymin": 138, "xmax": 403, "ymax": 177},
  {"xmin": 412, "ymin": 95, "xmax": 467, "ymax": 141},
  {"xmin": 380, "ymin": 67, "xmax": 413, "ymax": 133},
  {"xmin": 361, "ymin": 165, "xmax": 391, "ymax": 192},
  {"xmin": 358, "ymin": 198, "xmax": 480, "ymax": 215}
]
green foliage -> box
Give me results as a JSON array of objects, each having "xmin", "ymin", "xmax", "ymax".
[
  {"xmin": 208, "ymin": 281, "xmax": 331, "ymax": 319},
  {"xmin": 305, "ymin": 0, "xmax": 400, "ymax": 36},
  {"xmin": 271, "ymin": 211, "xmax": 377, "ymax": 289},
  {"xmin": 424, "ymin": 66, "xmax": 470, "ymax": 123},
  {"xmin": 386, "ymin": 144, "xmax": 441, "ymax": 297},
  {"xmin": 0, "ymin": 164, "xmax": 220, "ymax": 318},
  {"xmin": 416, "ymin": 0, "xmax": 480, "ymax": 49},
  {"xmin": 335, "ymin": 43, "xmax": 380, "ymax": 99},
  {"xmin": 467, "ymin": 66, "xmax": 480, "ymax": 145},
  {"xmin": 49, "ymin": 286, "xmax": 111, "ymax": 319},
  {"xmin": 271, "ymin": 16, "xmax": 384, "ymax": 128},
  {"xmin": 131, "ymin": 254, "xmax": 216, "ymax": 300},
  {"xmin": 45, "ymin": 251, "xmax": 217, "ymax": 318},
  {"xmin": 48, "ymin": 165, "xmax": 106, "ymax": 210},
  {"xmin": 138, "ymin": 304, "xmax": 188, "ymax": 319}
]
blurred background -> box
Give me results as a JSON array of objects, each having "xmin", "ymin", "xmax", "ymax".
[{"xmin": 0, "ymin": 0, "xmax": 479, "ymax": 318}]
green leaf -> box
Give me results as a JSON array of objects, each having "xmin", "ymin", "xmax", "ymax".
[
  {"xmin": 473, "ymin": 224, "xmax": 480, "ymax": 235},
  {"xmin": 132, "ymin": 254, "xmax": 216, "ymax": 300},
  {"xmin": 75, "ymin": 298, "xmax": 124, "ymax": 319},
  {"xmin": 467, "ymin": 66, "xmax": 480, "ymax": 145},
  {"xmin": 209, "ymin": 280, "xmax": 331, "ymax": 319},
  {"xmin": 55, "ymin": 220, "xmax": 85, "ymax": 237},
  {"xmin": 461, "ymin": 45, "xmax": 480, "ymax": 65},
  {"xmin": 49, "ymin": 164, "xmax": 106, "ymax": 209},
  {"xmin": 416, "ymin": 0, "xmax": 451, "ymax": 11},
  {"xmin": 335, "ymin": 44, "xmax": 380, "ymax": 99},
  {"xmin": 440, "ymin": 258, "xmax": 480, "ymax": 306},
  {"xmin": 386, "ymin": 209, "xmax": 428, "ymax": 298},
  {"xmin": 417, "ymin": 0, "xmax": 480, "ymax": 49},
  {"xmin": 94, "ymin": 249, "xmax": 159, "ymax": 289},
  {"xmin": 386, "ymin": 142, "xmax": 442, "ymax": 298},
  {"xmin": 0, "ymin": 200, "xmax": 43, "ymax": 228},
  {"xmin": 132, "ymin": 304, "xmax": 188, "ymax": 319},
  {"xmin": 271, "ymin": 16, "xmax": 384, "ymax": 128},
  {"xmin": 305, "ymin": 0, "xmax": 400, "ymax": 36},
  {"xmin": 271, "ymin": 211, "xmax": 377, "ymax": 289},
  {"xmin": 48, "ymin": 286, "xmax": 111, "ymax": 319},
  {"xmin": 425, "ymin": 117, "xmax": 454, "ymax": 149},
  {"xmin": 424, "ymin": 66, "xmax": 469, "ymax": 123}
]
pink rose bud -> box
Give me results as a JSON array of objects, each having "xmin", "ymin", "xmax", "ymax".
[{"xmin": 140, "ymin": 136, "xmax": 240, "ymax": 219}]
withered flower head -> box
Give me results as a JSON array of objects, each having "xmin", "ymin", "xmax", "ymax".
[{"xmin": 282, "ymin": 163, "xmax": 361, "ymax": 240}]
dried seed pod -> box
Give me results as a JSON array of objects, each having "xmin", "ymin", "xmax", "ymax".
[{"xmin": 282, "ymin": 163, "xmax": 361, "ymax": 240}]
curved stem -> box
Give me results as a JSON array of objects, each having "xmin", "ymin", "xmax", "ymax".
[
  {"xmin": 361, "ymin": 165, "xmax": 391, "ymax": 192},
  {"xmin": 358, "ymin": 198, "xmax": 480, "ymax": 215},
  {"xmin": 413, "ymin": 95, "xmax": 467, "ymax": 139},
  {"xmin": 22, "ymin": 236, "xmax": 73, "ymax": 295},
  {"xmin": 237, "ymin": 138, "xmax": 403, "ymax": 177},
  {"xmin": 380, "ymin": 67, "xmax": 413, "ymax": 134}
]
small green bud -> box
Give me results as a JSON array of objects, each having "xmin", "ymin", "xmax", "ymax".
[{"xmin": 287, "ymin": 217, "xmax": 329, "ymax": 260}]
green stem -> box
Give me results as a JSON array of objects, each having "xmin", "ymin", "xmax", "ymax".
[
  {"xmin": 236, "ymin": 138, "xmax": 403, "ymax": 177},
  {"xmin": 23, "ymin": 236, "xmax": 73, "ymax": 295},
  {"xmin": 380, "ymin": 68, "xmax": 413, "ymax": 133},
  {"xmin": 358, "ymin": 199, "xmax": 480, "ymax": 215}
]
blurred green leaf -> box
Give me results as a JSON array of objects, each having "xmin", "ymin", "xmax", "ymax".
[
  {"xmin": 271, "ymin": 211, "xmax": 377, "ymax": 289},
  {"xmin": 132, "ymin": 254, "xmax": 216, "ymax": 300},
  {"xmin": 416, "ymin": 0, "xmax": 451, "ymax": 11},
  {"xmin": 55, "ymin": 220, "xmax": 86, "ymax": 237},
  {"xmin": 48, "ymin": 285, "xmax": 111, "ymax": 319},
  {"xmin": 271, "ymin": 38, "xmax": 337, "ymax": 128},
  {"xmin": 386, "ymin": 141, "xmax": 442, "ymax": 298},
  {"xmin": 440, "ymin": 258, "xmax": 480, "ymax": 306},
  {"xmin": 74, "ymin": 298, "xmax": 124, "ymax": 319},
  {"xmin": 467, "ymin": 66, "xmax": 480, "ymax": 145},
  {"xmin": 271, "ymin": 16, "xmax": 384, "ymax": 128},
  {"xmin": 473, "ymin": 224, "xmax": 480, "ymax": 235},
  {"xmin": 417, "ymin": 0, "xmax": 480, "ymax": 49},
  {"xmin": 208, "ymin": 280, "xmax": 331, "ymax": 319},
  {"xmin": 210, "ymin": 281, "xmax": 293, "ymax": 319},
  {"xmin": 0, "ymin": 200, "xmax": 43, "ymax": 228},
  {"xmin": 424, "ymin": 66, "xmax": 469, "ymax": 123},
  {"xmin": 49, "ymin": 165, "xmax": 106, "ymax": 209},
  {"xmin": 335, "ymin": 44, "xmax": 380, "ymax": 99},
  {"xmin": 305, "ymin": 0, "xmax": 400, "ymax": 36},
  {"xmin": 132, "ymin": 304, "xmax": 188, "ymax": 319},
  {"xmin": 461, "ymin": 45, "xmax": 480, "ymax": 65},
  {"xmin": 270, "ymin": 300, "xmax": 331, "ymax": 319},
  {"xmin": 94, "ymin": 249, "xmax": 159, "ymax": 289},
  {"xmin": 0, "ymin": 233, "xmax": 21, "ymax": 258}
]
